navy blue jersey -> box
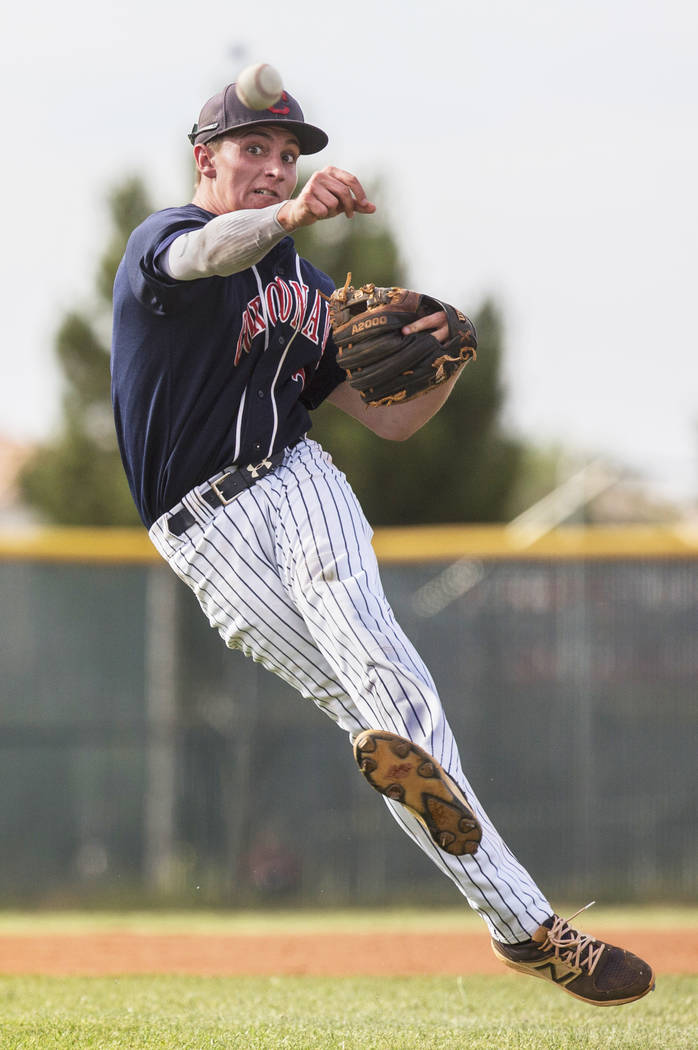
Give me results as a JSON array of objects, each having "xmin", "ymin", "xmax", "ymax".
[{"xmin": 111, "ymin": 204, "xmax": 345, "ymax": 528}]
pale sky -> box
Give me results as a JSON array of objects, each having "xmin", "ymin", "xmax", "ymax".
[{"xmin": 1, "ymin": 0, "xmax": 696, "ymax": 502}]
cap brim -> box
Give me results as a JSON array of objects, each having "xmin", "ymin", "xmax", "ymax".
[
  {"xmin": 197, "ymin": 117, "xmax": 328, "ymax": 155},
  {"xmin": 278, "ymin": 120, "xmax": 328, "ymax": 155},
  {"xmin": 234, "ymin": 117, "xmax": 328, "ymax": 155}
]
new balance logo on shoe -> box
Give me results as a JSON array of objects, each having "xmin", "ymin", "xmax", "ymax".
[
  {"xmin": 536, "ymin": 959, "xmax": 580, "ymax": 986},
  {"xmin": 491, "ymin": 904, "xmax": 655, "ymax": 1007}
]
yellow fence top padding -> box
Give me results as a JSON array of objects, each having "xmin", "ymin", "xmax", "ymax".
[
  {"xmin": 0, "ymin": 523, "xmax": 697, "ymax": 564},
  {"xmin": 0, "ymin": 528, "xmax": 158, "ymax": 564},
  {"xmin": 372, "ymin": 523, "xmax": 698, "ymax": 562}
]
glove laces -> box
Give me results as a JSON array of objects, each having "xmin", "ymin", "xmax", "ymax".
[{"xmin": 539, "ymin": 902, "xmax": 605, "ymax": 975}]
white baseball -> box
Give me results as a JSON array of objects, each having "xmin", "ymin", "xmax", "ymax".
[{"xmin": 236, "ymin": 63, "xmax": 284, "ymax": 111}]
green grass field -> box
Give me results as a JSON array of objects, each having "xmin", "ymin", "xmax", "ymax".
[
  {"xmin": 0, "ymin": 908, "xmax": 695, "ymax": 1049},
  {"xmin": 0, "ymin": 973, "xmax": 695, "ymax": 1049}
]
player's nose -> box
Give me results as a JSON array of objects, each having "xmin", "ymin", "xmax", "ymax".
[{"xmin": 265, "ymin": 153, "xmax": 287, "ymax": 177}]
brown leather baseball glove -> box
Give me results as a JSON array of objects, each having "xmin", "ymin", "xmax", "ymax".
[{"xmin": 328, "ymin": 275, "xmax": 477, "ymax": 406}]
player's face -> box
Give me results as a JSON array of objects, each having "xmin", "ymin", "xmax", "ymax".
[{"xmin": 208, "ymin": 126, "xmax": 300, "ymax": 212}]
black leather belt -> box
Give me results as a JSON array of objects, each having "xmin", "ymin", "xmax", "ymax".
[{"xmin": 167, "ymin": 449, "xmax": 287, "ymax": 537}]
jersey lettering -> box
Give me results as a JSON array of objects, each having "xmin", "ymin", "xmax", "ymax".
[
  {"xmin": 249, "ymin": 295, "xmax": 266, "ymax": 331},
  {"xmin": 302, "ymin": 291, "xmax": 322, "ymax": 343},
  {"xmin": 265, "ymin": 282, "xmax": 280, "ymax": 326},
  {"xmin": 235, "ymin": 295, "xmax": 267, "ymax": 364},
  {"xmin": 274, "ymin": 277, "xmax": 293, "ymax": 322},
  {"xmin": 235, "ymin": 277, "xmax": 327, "ymax": 362},
  {"xmin": 288, "ymin": 279, "xmax": 309, "ymax": 330}
]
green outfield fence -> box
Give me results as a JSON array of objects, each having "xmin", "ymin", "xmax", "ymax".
[{"xmin": 1, "ymin": 525, "xmax": 696, "ymax": 907}]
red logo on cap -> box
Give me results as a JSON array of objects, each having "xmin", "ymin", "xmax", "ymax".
[{"xmin": 268, "ymin": 91, "xmax": 291, "ymax": 115}]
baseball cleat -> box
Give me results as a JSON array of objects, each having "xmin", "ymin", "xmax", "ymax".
[
  {"xmin": 353, "ymin": 730, "xmax": 482, "ymax": 856},
  {"xmin": 491, "ymin": 904, "xmax": 656, "ymax": 1006}
]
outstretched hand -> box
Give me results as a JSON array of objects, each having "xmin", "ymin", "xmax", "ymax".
[{"xmin": 277, "ymin": 166, "xmax": 376, "ymax": 230}]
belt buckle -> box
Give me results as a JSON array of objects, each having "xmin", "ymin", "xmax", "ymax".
[{"xmin": 209, "ymin": 471, "xmax": 236, "ymax": 505}]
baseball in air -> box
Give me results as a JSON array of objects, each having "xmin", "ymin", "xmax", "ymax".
[{"xmin": 236, "ymin": 63, "xmax": 284, "ymax": 110}]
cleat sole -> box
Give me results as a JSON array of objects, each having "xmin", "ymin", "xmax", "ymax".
[{"xmin": 353, "ymin": 730, "xmax": 482, "ymax": 856}]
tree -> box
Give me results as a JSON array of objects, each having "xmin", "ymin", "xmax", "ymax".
[{"xmin": 19, "ymin": 178, "xmax": 153, "ymax": 525}]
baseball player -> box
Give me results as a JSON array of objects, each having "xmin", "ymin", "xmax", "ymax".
[{"xmin": 110, "ymin": 81, "xmax": 654, "ymax": 1007}]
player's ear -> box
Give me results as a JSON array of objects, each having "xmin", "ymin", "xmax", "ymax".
[{"xmin": 194, "ymin": 144, "xmax": 217, "ymax": 180}]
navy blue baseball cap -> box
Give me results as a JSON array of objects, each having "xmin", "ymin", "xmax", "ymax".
[{"xmin": 188, "ymin": 84, "xmax": 328, "ymax": 154}]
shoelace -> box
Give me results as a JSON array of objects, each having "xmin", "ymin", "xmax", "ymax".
[{"xmin": 539, "ymin": 902, "xmax": 605, "ymax": 975}]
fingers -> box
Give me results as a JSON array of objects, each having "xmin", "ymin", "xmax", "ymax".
[
  {"xmin": 319, "ymin": 166, "xmax": 375, "ymax": 217},
  {"xmin": 278, "ymin": 167, "xmax": 377, "ymax": 230},
  {"xmin": 403, "ymin": 310, "xmax": 449, "ymax": 343},
  {"xmin": 299, "ymin": 167, "xmax": 376, "ymax": 223}
]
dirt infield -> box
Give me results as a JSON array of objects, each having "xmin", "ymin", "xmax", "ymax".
[{"xmin": 0, "ymin": 928, "xmax": 692, "ymax": 976}]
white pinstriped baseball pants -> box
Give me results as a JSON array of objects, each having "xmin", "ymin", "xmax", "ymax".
[{"xmin": 149, "ymin": 438, "xmax": 552, "ymax": 941}]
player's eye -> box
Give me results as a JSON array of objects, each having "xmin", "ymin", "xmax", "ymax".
[
  {"xmin": 282, "ymin": 152, "xmax": 298, "ymax": 165},
  {"xmin": 246, "ymin": 144, "xmax": 264, "ymax": 155}
]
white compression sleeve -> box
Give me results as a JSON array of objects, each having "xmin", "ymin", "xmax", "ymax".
[{"xmin": 164, "ymin": 203, "xmax": 289, "ymax": 280}]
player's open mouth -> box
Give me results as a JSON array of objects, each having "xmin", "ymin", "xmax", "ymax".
[{"xmin": 253, "ymin": 189, "xmax": 278, "ymax": 198}]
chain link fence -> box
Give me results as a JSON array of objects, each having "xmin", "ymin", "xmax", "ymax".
[{"xmin": 1, "ymin": 541, "xmax": 695, "ymax": 906}]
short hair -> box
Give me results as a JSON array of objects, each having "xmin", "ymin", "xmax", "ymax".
[{"xmin": 193, "ymin": 130, "xmax": 246, "ymax": 187}]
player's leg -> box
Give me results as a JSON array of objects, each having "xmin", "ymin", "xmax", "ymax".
[
  {"xmin": 148, "ymin": 471, "xmax": 355, "ymax": 726},
  {"xmin": 150, "ymin": 448, "xmax": 547, "ymax": 940},
  {"xmin": 272, "ymin": 440, "xmax": 553, "ymax": 941},
  {"xmin": 270, "ymin": 441, "xmax": 656, "ymax": 1003},
  {"xmin": 149, "ymin": 442, "xmax": 655, "ymax": 999}
]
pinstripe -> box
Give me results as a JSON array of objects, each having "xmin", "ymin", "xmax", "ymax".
[
  {"xmin": 167, "ymin": 482, "xmax": 371, "ymax": 731},
  {"xmin": 149, "ymin": 437, "xmax": 552, "ymax": 942},
  {"xmin": 288, "ymin": 459, "xmax": 433, "ymax": 737},
  {"xmin": 275, "ymin": 474, "xmax": 412, "ymax": 734},
  {"xmin": 178, "ymin": 541, "xmax": 338, "ymax": 703},
  {"xmin": 161, "ymin": 510, "xmax": 347, "ymax": 706},
  {"xmin": 270, "ymin": 514, "xmax": 399, "ymax": 730},
  {"xmin": 385, "ymin": 803, "xmax": 519, "ymax": 941},
  {"xmin": 204, "ymin": 512, "xmax": 363, "ymax": 726},
  {"xmin": 274, "ymin": 446, "xmax": 551, "ymax": 937},
  {"xmin": 375, "ymin": 735, "xmax": 544, "ymax": 939},
  {"xmin": 314, "ymin": 454, "xmax": 445, "ymax": 711},
  {"xmin": 318, "ymin": 461, "xmax": 437, "ymax": 693},
  {"xmin": 281, "ymin": 493, "xmax": 415, "ymax": 735},
  {"xmin": 269, "ymin": 506, "xmax": 383, "ymax": 687}
]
